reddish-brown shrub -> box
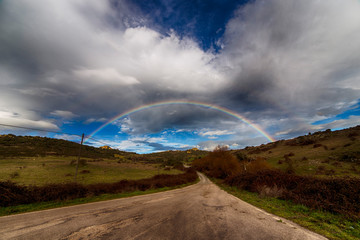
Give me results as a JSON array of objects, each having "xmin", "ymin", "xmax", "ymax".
[
  {"xmin": 246, "ymin": 157, "xmax": 271, "ymax": 173},
  {"xmin": 348, "ymin": 132, "xmax": 359, "ymax": 138},
  {"xmin": 317, "ymin": 165, "xmax": 326, "ymax": 171},
  {"xmin": 193, "ymin": 146, "xmax": 241, "ymax": 179}
]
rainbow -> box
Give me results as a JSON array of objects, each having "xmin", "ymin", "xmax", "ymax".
[{"xmin": 85, "ymin": 100, "xmax": 275, "ymax": 143}]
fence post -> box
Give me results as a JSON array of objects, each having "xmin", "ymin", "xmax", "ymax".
[{"xmin": 74, "ymin": 133, "xmax": 84, "ymax": 182}]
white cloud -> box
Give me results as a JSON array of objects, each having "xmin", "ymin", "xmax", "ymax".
[
  {"xmin": 84, "ymin": 117, "xmax": 107, "ymax": 124},
  {"xmin": 199, "ymin": 129, "xmax": 235, "ymax": 137},
  {"xmin": 50, "ymin": 110, "xmax": 78, "ymax": 119},
  {"xmin": 73, "ymin": 68, "xmax": 139, "ymax": 85},
  {"xmin": 53, "ymin": 134, "xmax": 81, "ymax": 142},
  {"xmin": 1, "ymin": 0, "xmax": 225, "ymax": 93},
  {"xmin": 0, "ymin": 110, "xmax": 59, "ymax": 131},
  {"xmin": 317, "ymin": 115, "xmax": 360, "ymax": 130}
]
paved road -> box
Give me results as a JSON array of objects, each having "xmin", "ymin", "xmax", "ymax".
[{"xmin": 0, "ymin": 173, "xmax": 326, "ymax": 240}]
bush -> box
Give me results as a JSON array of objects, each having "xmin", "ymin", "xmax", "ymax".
[
  {"xmin": 9, "ymin": 171, "xmax": 19, "ymax": 179},
  {"xmin": 70, "ymin": 159, "xmax": 87, "ymax": 166},
  {"xmin": 193, "ymin": 146, "xmax": 241, "ymax": 179},
  {"xmin": 246, "ymin": 157, "xmax": 271, "ymax": 173},
  {"xmin": 225, "ymin": 170, "xmax": 360, "ymax": 219},
  {"xmin": 257, "ymin": 184, "xmax": 284, "ymax": 198}
]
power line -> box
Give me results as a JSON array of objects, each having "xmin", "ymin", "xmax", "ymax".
[{"xmin": 85, "ymin": 136, "xmax": 110, "ymax": 146}]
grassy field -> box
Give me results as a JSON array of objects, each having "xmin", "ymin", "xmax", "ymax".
[
  {"xmin": 0, "ymin": 156, "xmax": 182, "ymax": 186},
  {"xmin": 214, "ymin": 179, "xmax": 360, "ymax": 240}
]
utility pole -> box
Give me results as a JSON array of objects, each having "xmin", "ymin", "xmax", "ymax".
[{"xmin": 74, "ymin": 133, "xmax": 84, "ymax": 182}]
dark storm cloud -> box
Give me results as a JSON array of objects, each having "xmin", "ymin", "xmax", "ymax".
[
  {"xmin": 217, "ymin": 66, "xmax": 278, "ymax": 112},
  {"xmin": 116, "ymin": 104, "xmax": 236, "ymax": 135},
  {"xmin": 133, "ymin": 140, "xmax": 178, "ymax": 151}
]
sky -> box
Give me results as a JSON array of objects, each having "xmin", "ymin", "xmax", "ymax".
[{"xmin": 0, "ymin": 0, "xmax": 360, "ymax": 153}]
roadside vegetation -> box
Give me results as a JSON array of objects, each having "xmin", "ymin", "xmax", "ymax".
[
  {"xmin": 0, "ymin": 168, "xmax": 197, "ymax": 209},
  {"xmin": 0, "ymin": 179, "xmax": 198, "ymax": 217},
  {"xmin": 193, "ymin": 125, "xmax": 360, "ymax": 240},
  {"xmin": 216, "ymin": 182, "xmax": 360, "ymax": 240}
]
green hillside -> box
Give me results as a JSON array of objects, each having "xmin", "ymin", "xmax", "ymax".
[{"xmin": 232, "ymin": 125, "xmax": 360, "ymax": 178}]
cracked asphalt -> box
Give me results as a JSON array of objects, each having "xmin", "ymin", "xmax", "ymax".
[{"xmin": 0, "ymin": 173, "xmax": 327, "ymax": 240}]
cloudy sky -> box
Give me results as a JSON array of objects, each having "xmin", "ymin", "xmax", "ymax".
[{"xmin": 1, "ymin": 0, "xmax": 360, "ymax": 153}]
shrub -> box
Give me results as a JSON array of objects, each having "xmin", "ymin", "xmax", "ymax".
[
  {"xmin": 69, "ymin": 159, "xmax": 87, "ymax": 166},
  {"xmin": 257, "ymin": 184, "xmax": 284, "ymax": 198},
  {"xmin": 193, "ymin": 146, "xmax": 241, "ymax": 179},
  {"xmin": 234, "ymin": 151, "xmax": 250, "ymax": 161},
  {"xmin": 332, "ymin": 161, "xmax": 342, "ymax": 167},
  {"xmin": 246, "ymin": 157, "xmax": 271, "ymax": 173},
  {"xmin": 9, "ymin": 172, "xmax": 19, "ymax": 179},
  {"xmin": 348, "ymin": 132, "xmax": 359, "ymax": 138},
  {"xmin": 339, "ymin": 151, "xmax": 360, "ymax": 163},
  {"xmin": 317, "ymin": 165, "xmax": 325, "ymax": 171},
  {"xmin": 284, "ymin": 156, "xmax": 295, "ymax": 174},
  {"xmin": 225, "ymin": 170, "xmax": 360, "ymax": 219}
]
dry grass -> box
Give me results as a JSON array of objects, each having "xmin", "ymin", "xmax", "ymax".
[
  {"xmin": 256, "ymin": 184, "xmax": 284, "ymax": 198},
  {"xmin": 0, "ymin": 156, "xmax": 182, "ymax": 186}
]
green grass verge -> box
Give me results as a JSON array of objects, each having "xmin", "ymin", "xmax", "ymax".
[
  {"xmin": 213, "ymin": 179, "xmax": 360, "ymax": 240},
  {"xmin": 0, "ymin": 179, "xmax": 199, "ymax": 217}
]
